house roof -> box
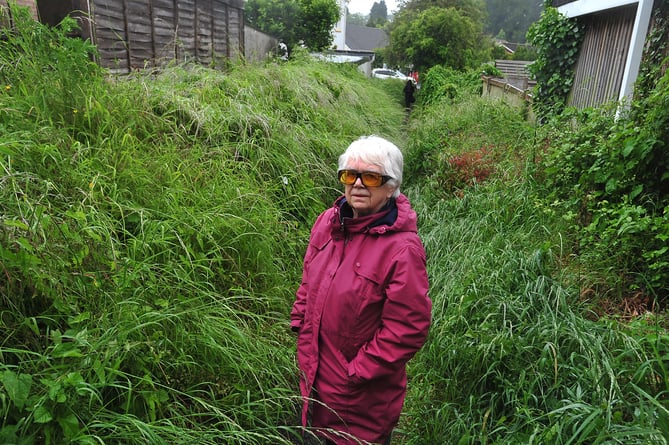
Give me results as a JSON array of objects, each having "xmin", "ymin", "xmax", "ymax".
[
  {"xmin": 345, "ymin": 24, "xmax": 388, "ymax": 51},
  {"xmin": 556, "ymin": 0, "xmax": 642, "ymax": 16}
]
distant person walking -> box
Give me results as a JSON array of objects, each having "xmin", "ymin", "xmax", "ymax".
[
  {"xmin": 410, "ymin": 70, "xmax": 419, "ymax": 86},
  {"xmin": 404, "ymin": 79, "xmax": 416, "ymax": 109}
]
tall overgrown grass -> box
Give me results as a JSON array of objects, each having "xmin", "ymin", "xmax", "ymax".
[
  {"xmin": 396, "ymin": 70, "xmax": 669, "ymax": 443},
  {"xmin": 1, "ymin": 4, "xmax": 668, "ymax": 444},
  {"xmin": 401, "ymin": 177, "xmax": 669, "ymax": 443},
  {"xmin": 0, "ymin": 7, "xmax": 404, "ymax": 444}
]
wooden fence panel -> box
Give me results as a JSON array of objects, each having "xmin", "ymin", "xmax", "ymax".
[
  {"xmin": 226, "ymin": 5, "xmax": 241, "ymax": 60},
  {"xmin": 212, "ymin": 1, "xmax": 228, "ymax": 58},
  {"xmin": 152, "ymin": 0, "xmax": 177, "ymax": 62},
  {"xmin": 28, "ymin": 0, "xmax": 244, "ymax": 72},
  {"xmin": 92, "ymin": 1, "xmax": 130, "ymax": 71},
  {"xmin": 126, "ymin": 0, "xmax": 154, "ymax": 68},
  {"xmin": 196, "ymin": 0, "xmax": 213, "ymax": 64},
  {"xmin": 2, "ymin": 0, "xmax": 37, "ymax": 20},
  {"xmin": 176, "ymin": 0, "xmax": 196, "ymax": 62}
]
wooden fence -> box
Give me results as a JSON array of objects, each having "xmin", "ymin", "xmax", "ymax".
[
  {"xmin": 1, "ymin": 0, "xmax": 36, "ymax": 21},
  {"xmin": 481, "ymin": 59, "xmax": 536, "ymax": 121},
  {"xmin": 34, "ymin": 0, "xmax": 245, "ymax": 73},
  {"xmin": 494, "ymin": 59, "xmax": 533, "ymax": 90}
]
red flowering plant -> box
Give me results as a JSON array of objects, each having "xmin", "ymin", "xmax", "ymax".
[{"xmin": 438, "ymin": 145, "xmax": 498, "ymax": 193}]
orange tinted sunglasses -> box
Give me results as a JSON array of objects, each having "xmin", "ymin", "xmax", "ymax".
[{"xmin": 338, "ymin": 169, "xmax": 392, "ymax": 187}]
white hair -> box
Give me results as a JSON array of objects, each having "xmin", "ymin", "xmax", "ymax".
[{"xmin": 337, "ymin": 135, "xmax": 403, "ymax": 198}]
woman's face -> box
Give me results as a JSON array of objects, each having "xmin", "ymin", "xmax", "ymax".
[{"xmin": 343, "ymin": 158, "xmax": 396, "ymax": 218}]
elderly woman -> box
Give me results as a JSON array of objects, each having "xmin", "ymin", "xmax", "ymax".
[{"xmin": 291, "ymin": 135, "xmax": 432, "ymax": 445}]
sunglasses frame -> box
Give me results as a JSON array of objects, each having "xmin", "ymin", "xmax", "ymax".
[{"xmin": 338, "ymin": 169, "xmax": 392, "ymax": 187}]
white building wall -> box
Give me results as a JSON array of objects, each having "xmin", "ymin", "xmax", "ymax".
[{"xmin": 332, "ymin": 0, "xmax": 348, "ymax": 50}]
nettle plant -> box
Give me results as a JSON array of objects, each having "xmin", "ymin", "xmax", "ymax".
[{"xmin": 526, "ymin": 5, "xmax": 584, "ymax": 121}]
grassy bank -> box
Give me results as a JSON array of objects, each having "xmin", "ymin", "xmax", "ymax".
[
  {"xmin": 1, "ymin": 8, "xmax": 668, "ymax": 445},
  {"xmin": 398, "ymin": 68, "xmax": 669, "ymax": 443},
  {"xmin": 0, "ymin": 11, "xmax": 406, "ymax": 444}
]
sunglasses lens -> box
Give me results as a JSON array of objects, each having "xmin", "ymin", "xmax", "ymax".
[
  {"xmin": 362, "ymin": 173, "xmax": 383, "ymax": 186},
  {"xmin": 339, "ymin": 170, "xmax": 357, "ymax": 185},
  {"xmin": 338, "ymin": 170, "xmax": 389, "ymax": 187}
]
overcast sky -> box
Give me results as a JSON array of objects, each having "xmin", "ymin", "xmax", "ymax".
[{"xmin": 347, "ymin": 0, "xmax": 398, "ymax": 15}]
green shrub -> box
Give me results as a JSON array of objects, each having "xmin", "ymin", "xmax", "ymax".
[
  {"xmin": 0, "ymin": 7, "xmax": 101, "ymax": 131},
  {"xmin": 440, "ymin": 145, "xmax": 498, "ymax": 191},
  {"xmin": 401, "ymin": 178, "xmax": 668, "ymax": 444},
  {"xmin": 418, "ymin": 65, "xmax": 482, "ymax": 106},
  {"xmin": 403, "ymin": 90, "xmax": 534, "ymax": 196},
  {"xmin": 535, "ymin": 61, "xmax": 669, "ymax": 300}
]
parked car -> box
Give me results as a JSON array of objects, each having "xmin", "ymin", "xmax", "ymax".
[{"xmin": 372, "ymin": 68, "xmax": 411, "ymax": 82}]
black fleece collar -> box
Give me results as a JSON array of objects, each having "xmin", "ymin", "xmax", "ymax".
[{"xmin": 338, "ymin": 197, "xmax": 398, "ymax": 229}]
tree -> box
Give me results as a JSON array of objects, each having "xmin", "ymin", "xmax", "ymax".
[
  {"xmin": 347, "ymin": 12, "xmax": 368, "ymax": 26},
  {"xmin": 367, "ymin": 1, "xmax": 388, "ymax": 27},
  {"xmin": 245, "ymin": 0, "xmax": 340, "ymax": 51},
  {"xmin": 299, "ymin": 0, "xmax": 341, "ymax": 50},
  {"xmin": 402, "ymin": 0, "xmax": 487, "ymax": 24},
  {"xmin": 385, "ymin": 5, "xmax": 489, "ymax": 71},
  {"xmin": 485, "ymin": 0, "xmax": 543, "ymax": 43},
  {"xmin": 245, "ymin": 0, "xmax": 300, "ymax": 46}
]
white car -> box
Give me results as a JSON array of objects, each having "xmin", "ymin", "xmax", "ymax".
[{"xmin": 372, "ymin": 68, "xmax": 410, "ymax": 82}]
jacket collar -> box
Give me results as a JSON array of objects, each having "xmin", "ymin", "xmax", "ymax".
[{"xmin": 333, "ymin": 196, "xmax": 398, "ymax": 234}]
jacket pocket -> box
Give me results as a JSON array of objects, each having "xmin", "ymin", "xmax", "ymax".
[{"xmin": 349, "ymin": 263, "xmax": 385, "ymax": 337}]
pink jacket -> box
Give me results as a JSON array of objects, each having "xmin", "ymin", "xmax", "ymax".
[{"xmin": 291, "ymin": 194, "xmax": 432, "ymax": 444}]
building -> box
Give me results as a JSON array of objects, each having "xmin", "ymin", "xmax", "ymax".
[
  {"xmin": 555, "ymin": 0, "xmax": 656, "ymax": 108},
  {"xmin": 324, "ymin": 0, "xmax": 389, "ymax": 76}
]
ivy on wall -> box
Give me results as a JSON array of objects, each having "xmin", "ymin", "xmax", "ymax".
[
  {"xmin": 528, "ymin": 0, "xmax": 668, "ymax": 122},
  {"xmin": 526, "ymin": 5, "xmax": 584, "ymax": 122}
]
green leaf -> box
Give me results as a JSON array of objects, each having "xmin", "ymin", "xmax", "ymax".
[
  {"xmin": 622, "ymin": 139, "xmax": 635, "ymax": 157},
  {"xmin": 629, "ymin": 184, "xmax": 643, "ymax": 200},
  {"xmin": 1, "ymin": 371, "xmax": 32, "ymax": 411},
  {"xmin": 68, "ymin": 312, "xmax": 91, "ymax": 325},
  {"xmin": 0, "ymin": 143, "xmax": 17, "ymax": 156},
  {"xmin": 0, "ymin": 424, "xmax": 20, "ymax": 444},
  {"xmin": 605, "ymin": 178, "xmax": 617, "ymax": 194},
  {"xmin": 65, "ymin": 372, "xmax": 85, "ymax": 389},
  {"xmin": 58, "ymin": 412, "xmax": 80, "ymax": 438},
  {"xmin": 51, "ymin": 343, "xmax": 83, "ymax": 359},
  {"xmin": 41, "ymin": 378, "xmax": 66, "ymax": 403},
  {"xmin": 33, "ymin": 405, "xmax": 53, "ymax": 423},
  {"xmin": 3, "ymin": 219, "xmax": 29, "ymax": 231}
]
